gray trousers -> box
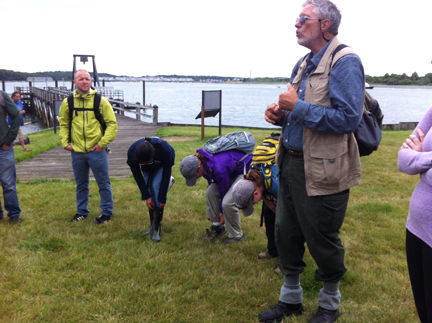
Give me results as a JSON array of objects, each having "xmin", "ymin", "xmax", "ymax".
[{"xmin": 206, "ymin": 174, "xmax": 243, "ymax": 239}]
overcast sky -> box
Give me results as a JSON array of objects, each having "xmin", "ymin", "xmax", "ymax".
[{"xmin": 1, "ymin": 0, "xmax": 431, "ymax": 78}]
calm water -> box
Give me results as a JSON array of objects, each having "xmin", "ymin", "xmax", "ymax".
[{"xmin": 4, "ymin": 81, "xmax": 432, "ymax": 133}]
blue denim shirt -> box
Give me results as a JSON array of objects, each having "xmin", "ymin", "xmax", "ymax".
[{"xmin": 278, "ymin": 39, "xmax": 365, "ymax": 151}]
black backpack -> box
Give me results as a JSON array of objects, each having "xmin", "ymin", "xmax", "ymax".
[
  {"xmin": 67, "ymin": 92, "xmax": 105, "ymax": 142},
  {"xmin": 332, "ymin": 44, "xmax": 384, "ymax": 156}
]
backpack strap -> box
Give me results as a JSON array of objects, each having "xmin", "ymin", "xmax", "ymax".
[
  {"xmin": 67, "ymin": 92, "xmax": 104, "ymax": 143},
  {"xmin": 331, "ymin": 44, "xmax": 348, "ymax": 61},
  {"xmin": 231, "ymin": 153, "xmax": 250, "ymax": 174},
  {"xmin": 93, "ymin": 93, "xmax": 103, "ymax": 128},
  {"xmin": 330, "ymin": 44, "xmax": 358, "ymax": 69},
  {"xmin": 67, "ymin": 94, "xmax": 74, "ymax": 143}
]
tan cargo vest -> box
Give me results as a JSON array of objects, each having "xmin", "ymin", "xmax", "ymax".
[{"xmin": 275, "ymin": 37, "xmax": 362, "ymax": 196}]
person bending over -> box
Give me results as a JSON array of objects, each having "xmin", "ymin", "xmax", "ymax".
[{"xmin": 127, "ymin": 137, "xmax": 175, "ymax": 242}]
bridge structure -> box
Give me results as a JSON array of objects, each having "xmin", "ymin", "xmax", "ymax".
[{"xmin": 13, "ymin": 85, "xmax": 158, "ymax": 129}]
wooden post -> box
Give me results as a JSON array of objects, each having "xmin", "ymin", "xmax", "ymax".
[
  {"xmin": 1, "ymin": 80, "xmax": 5, "ymax": 91},
  {"xmin": 201, "ymin": 106, "xmax": 205, "ymax": 140},
  {"xmin": 142, "ymin": 81, "xmax": 146, "ymax": 106},
  {"xmin": 153, "ymin": 105, "xmax": 158, "ymax": 125}
]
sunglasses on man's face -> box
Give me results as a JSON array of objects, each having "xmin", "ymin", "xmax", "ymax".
[{"xmin": 296, "ymin": 16, "xmax": 321, "ymax": 25}]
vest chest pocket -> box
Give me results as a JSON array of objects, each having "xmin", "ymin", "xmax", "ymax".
[
  {"xmin": 309, "ymin": 143, "xmax": 348, "ymax": 186},
  {"xmin": 308, "ymin": 76, "xmax": 330, "ymax": 105}
]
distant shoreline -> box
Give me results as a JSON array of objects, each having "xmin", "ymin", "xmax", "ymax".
[
  {"xmin": 4, "ymin": 80, "xmax": 432, "ymax": 90},
  {"xmin": 370, "ymin": 84, "xmax": 432, "ymax": 90}
]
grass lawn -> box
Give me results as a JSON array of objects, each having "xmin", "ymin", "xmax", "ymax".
[{"xmin": 0, "ymin": 127, "xmax": 421, "ymax": 322}]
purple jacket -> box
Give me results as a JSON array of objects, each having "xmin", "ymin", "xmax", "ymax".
[
  {"xmin": 197, "ymin": 148, "xmax": 252, "ymax": 213},
  {"xmin": 398, "ymin": 106, "xmax": 432, "ymax": 248}
]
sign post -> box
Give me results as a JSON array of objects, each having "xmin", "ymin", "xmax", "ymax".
[{"xmin": 195, "ymin": 90, "xmax": 222, "ymax": 140}]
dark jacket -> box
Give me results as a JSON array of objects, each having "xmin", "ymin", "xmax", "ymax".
[
  {"xmin": 0, "ymin": 91, "xmax": 21, "ymax": 146},
  {"xmin": 127, "ymin": 137, "xmax": 175, "ymax": 203}
]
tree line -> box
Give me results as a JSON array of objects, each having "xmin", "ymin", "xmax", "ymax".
[
  {"xmin": 0, "ymin": 69, "xmax": 116, "ymax": 82},
  {"xmin": 4, "ymin": 68, "xmax": 430, "ymax": 85},
  {"xmin": 0, "ymin": 69, "xmax": 289, "ymax": 83},
  {"xmin": 366, "ymin": 72, "xmax": 432, "ymax": 86}
]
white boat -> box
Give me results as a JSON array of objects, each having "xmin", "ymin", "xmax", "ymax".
[{"xmin": 365, "ymin": 82, "xmax": 374, "ymax": 89}]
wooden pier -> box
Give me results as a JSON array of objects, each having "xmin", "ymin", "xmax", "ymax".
[{"xmin": 15, "ymin": 115, "xmax": 159, "ymax": 182}]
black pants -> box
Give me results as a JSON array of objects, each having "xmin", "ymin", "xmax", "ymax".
[
  {"xmin": 262, "ymin": 203, "xmax": 278, "ymax": 257},
  {"xmin": 275, "ymin": 152, "xmax": 349, "ymax": 281},
  {"xmin": 406, "ymin": 229, "xmax": 432, "ymax": 323}
]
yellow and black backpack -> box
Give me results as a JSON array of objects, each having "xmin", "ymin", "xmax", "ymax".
[{"xmin": 251, "ymin": 133, "xmax": 280, "ymax": 168}]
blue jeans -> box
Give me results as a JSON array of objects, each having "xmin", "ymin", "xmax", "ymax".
[
  {"xmin": 142, "ymin": 167, "xmax": 163, "ymax": 208},
  {"xmin": 71, "ymin": 150, "xmax": 113, "ymax": 216},
  {"xmin": 0, "ymin": 145, "xmax": 21, "ymax": 218}
]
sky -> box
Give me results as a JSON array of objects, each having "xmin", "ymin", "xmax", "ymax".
[{"xmin": 1, "ymin": 0, "xmax": 432, "ymax": 78}]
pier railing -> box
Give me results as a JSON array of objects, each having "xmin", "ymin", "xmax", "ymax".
[{"xmin": 15, "ymin": 86, "xmax": 158, "ymax": 128}]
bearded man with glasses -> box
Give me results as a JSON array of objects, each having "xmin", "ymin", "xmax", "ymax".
[{"xmin": 260, "ymin": 0, "xmax": 365, "ymax": 322}]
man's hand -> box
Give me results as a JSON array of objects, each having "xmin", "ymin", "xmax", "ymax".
[
  {"xmin": 265, "ymin": 103, "xmax": 284, "ymax": 124},
  {"xmin": 20, "ymin": 110, "xmax": 25, "ymax": 115},
  {"xmin": 402, "ymin": 128, "xmax": 425, "ymax": 152},
  {"xmin": 146, "ymin": 197, "xmax": 156, "ymax": 210},
  {"xmin": 160, "ymin": 203, "xmax": 165, "ymax": 209},
  {"xmin": 278, "ymin": 84, "xmax": 298, "ymax": 111},
  {"xmin": 2, "ymin": 143, "xmax": 10, "ymax": 150},
  {"xmin": 64, "ymin": 145, "xmax": 74, "ymax": 152},
  {"xmin": 91, "ymin": 144, "xmax": 104, "ymax": 152}
]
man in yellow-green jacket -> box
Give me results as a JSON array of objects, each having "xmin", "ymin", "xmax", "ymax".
[{"xmin": 59, "ymin": 69, "xmax": 118, "ymax": 224}]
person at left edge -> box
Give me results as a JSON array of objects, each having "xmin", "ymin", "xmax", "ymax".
[
  {"xmin": 0, "ymin": 90, "xmax": 22, "ymax": 224},
  {"xmin": 127, "ymin": 137, "xmax": 175, "ymax": 242},
  {"xmin": 59, "ymin": 69, "xmax": 118, "ymax": 224},
  {"xmin": 8, "ymin": 92, "xmax": 31, "ymax": 152}
]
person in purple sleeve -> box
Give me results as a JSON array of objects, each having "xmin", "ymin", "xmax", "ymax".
[
  {"xmin": 180, "ymin": 149, "xmax": 252, "ymax": 244},
  {"xmin": 398, "ymin": 107, "xmax": 432, "ymax": 323}
]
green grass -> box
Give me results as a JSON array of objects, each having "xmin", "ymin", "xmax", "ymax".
[
  {"xmin": 13, "ymin": 129, "xmax": 61, "ymax": 163},
  {"xmin": 0, "ymin": 128, "xmax": 421, "ymax": 322}
]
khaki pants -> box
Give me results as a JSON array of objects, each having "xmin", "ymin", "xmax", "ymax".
[{"xmin": 206, "ymin": 174, "xmax": 243, "ymax": 239}]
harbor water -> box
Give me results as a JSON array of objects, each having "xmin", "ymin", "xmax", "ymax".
[{"xmin": 4, "ymin": 81, "xmax": 432, "ymax": 134}]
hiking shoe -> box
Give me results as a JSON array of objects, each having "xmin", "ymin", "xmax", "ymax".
[
  {"xmin": 94, "ymin": 215, "xmax": 111, "ymax": 224},
  {"xmin": 258, "ymin": 251, "xmax": 277, "ymax": 260},
  {"xmin": 9, "ymin": 215, "xmax": 22, "ymax": 224},
  {"xmin": 223, "ymin": 234, "xmax": 243, "ymax": 245},
  {"xmin": 205, "ymin": 224, "xmax": 226, "ymax": 241},
  {"xmin": 309, "ymin": 307, "xmax": 340, "ymax": 323},
  {"xmin": 259, "ymin": 301, "xmax": 303, "ymax": 323},
  {"xmin": 70, "ymin": 213, "xmax": 88, "ymax": 222}
]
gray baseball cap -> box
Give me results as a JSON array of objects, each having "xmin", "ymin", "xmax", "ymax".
[
  {"xmin": 232, "ymin": 179, "xmax": 255, "ymax": 217},
  {"xmin": 180, "ymin": 155, "xmax": 199, "ymax": 187}
]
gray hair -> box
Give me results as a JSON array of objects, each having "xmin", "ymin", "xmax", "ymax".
[{"xmin": 302, "ymin": 0, "xmax": 341, "ymax": 35}]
